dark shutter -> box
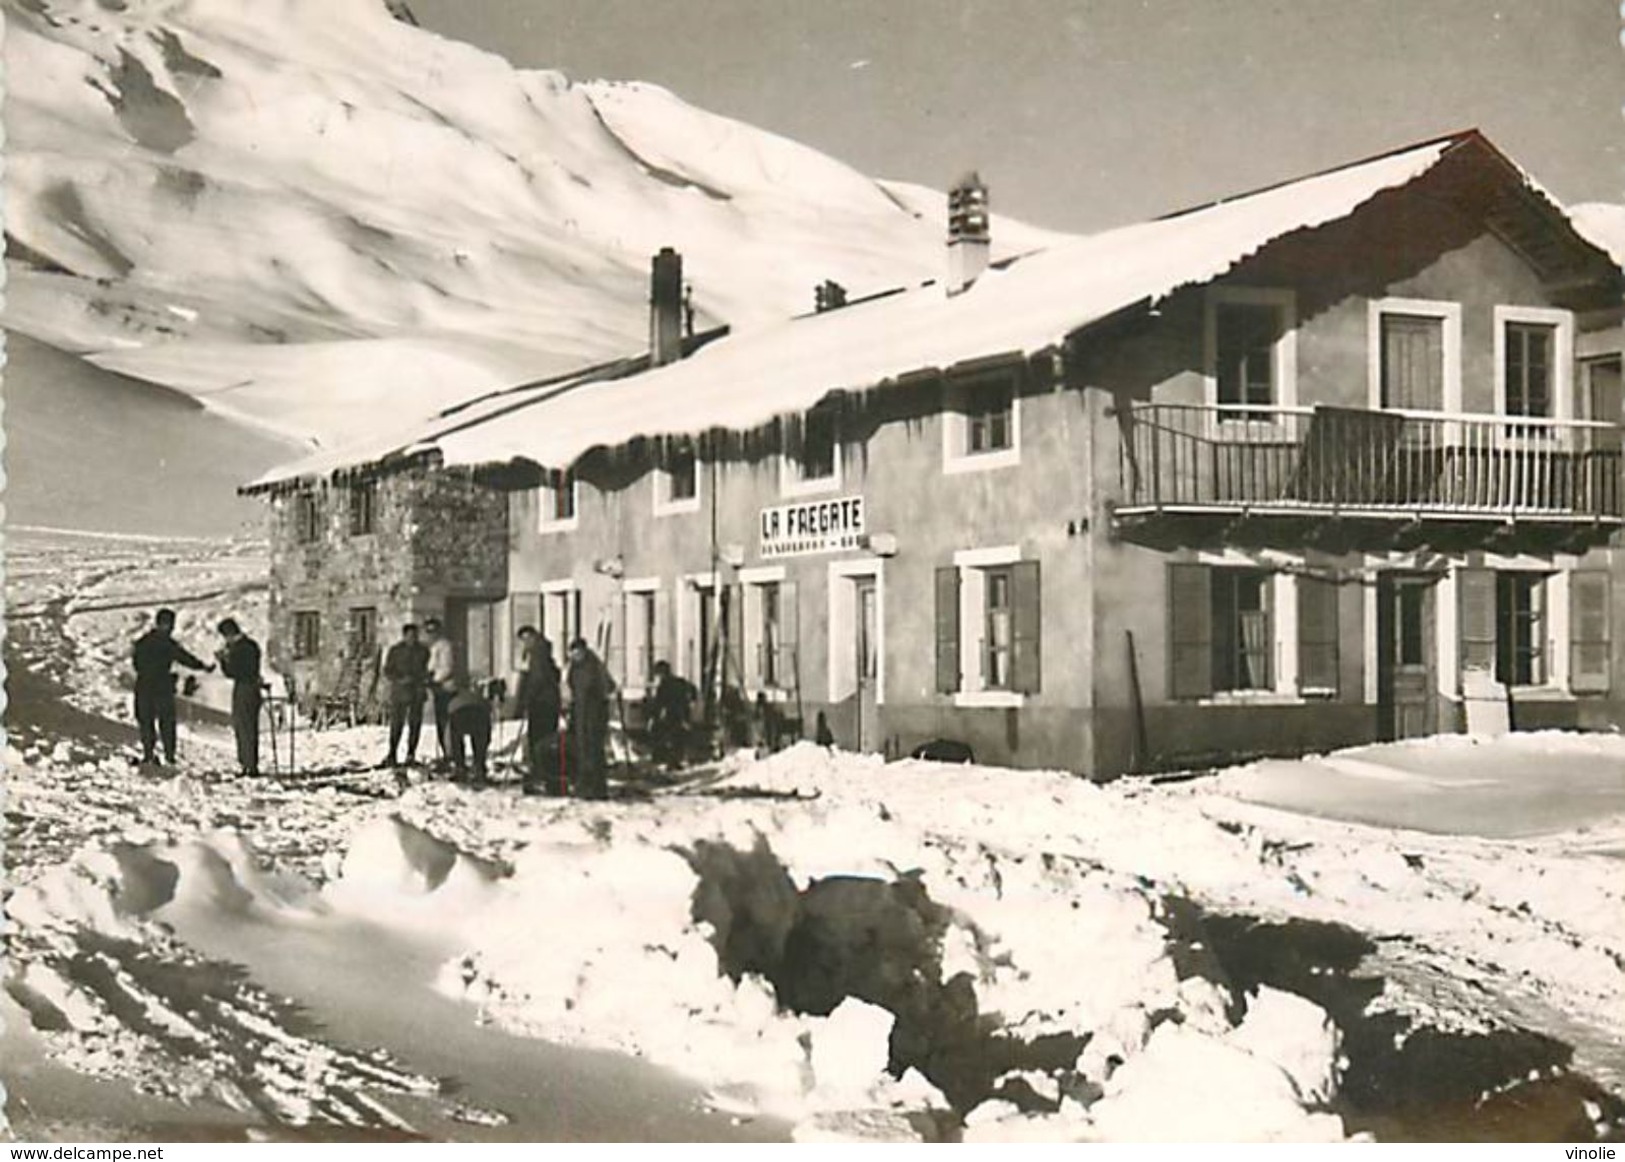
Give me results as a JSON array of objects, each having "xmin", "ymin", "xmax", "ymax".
[
  {"xmin": 1168, "ymin": 563, "xmax": 1214, "ymax": 700},
  {"xmin": 935, "ymin": 566, "xmax": 961, "ymax": 694},
  {"xmin": 1298, "ymin": 575, "xmax": 1340, "ymax": 694},
  {"xmin": 1458, "ymin": 568, "xmax": 1496, "ymax": 674},
  {"xmin": 1011, "ymin": 560, "xmax": 1042, "ymax": 694},
  {"xmin": 1571, "ymin": 570, "xmax": 1611, "ymax": 694},
  {"xmin": 725, "ymin": 583, "xmax": 745, "ymax": 689},
  {"xmin": 778, "ymin": 580, "xmax": 800, "ymax": 690}
]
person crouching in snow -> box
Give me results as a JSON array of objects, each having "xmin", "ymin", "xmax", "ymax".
[
  {"xmin": 446, "ymin": 678, "xmax": 495, "ymax": 785},
  {"xmin": 132, "ymin": 607, "xmax": 213, "ymax": 767},
  {"xmin": 215, "ymin": 618, "xmax": 263, "ymax": 777}
]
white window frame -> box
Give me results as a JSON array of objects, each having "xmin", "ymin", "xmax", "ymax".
[
  {"xmin": 653, "ymin": 447, "xmax": 702, "ymax": 517},
  {"xmin": 539, "ymin": 578, "xmax": 579, "ymax": 648},
  {"xmin": 827, "ymin": 558, "xmax": 885, "ymax": 706},
  {"xmin": 1203, "ymin": 286, "xmax": 1298, "ymax": 422},
  {"xmin": 620, "ymin": 577, "xmax": 661, "ymax": 696},
  {"xmin": 676, "ymin": 571, "xmax": 719, "ymax": 689},
  {"xmin": 536, "ymin": 475, "xmax": 581, "ymax": 534},
  {"xmin": 948, "ymin": 545, "xmax": 1025, "ymax": 708},
  {"xmin": 1493, "ymin": 305, "xmax": 1574, "ymax": 422},
  {"xmin": 1192, "ymin": 549, "xmax": 1300, "ymax": 704},
  {"xmin": 1367, "ymin": 298, "xmax": 1463, "ymax": 414},
  {"xmin": 1482, "ymin": 553, "xmax": 1575, "ymax": 697},
  {"xmin": 942, "ymin": 376, "xmax": 1021, "ymax": 475},
  {"xmin": 739, "ymin": 565, "xmax": 792, "ymax": 701},
  {"xmin": 779, "ymin": 406, "xmax": 844, "ymax": 498}
]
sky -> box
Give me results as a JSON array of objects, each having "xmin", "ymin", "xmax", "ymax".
[{"xmin": 408, "ymin": 0, "xmax": 1623, "ymax": 236}]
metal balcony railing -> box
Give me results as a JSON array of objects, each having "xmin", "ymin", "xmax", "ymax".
[{"xmin": 1117, "ymin": 403, "xmax": 1624, "ymax": 520}]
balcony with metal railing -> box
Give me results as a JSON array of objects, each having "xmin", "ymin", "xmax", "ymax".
[{"xmin": 1113, "ymin": 402, "xmax": 1624, "ymax": 552}]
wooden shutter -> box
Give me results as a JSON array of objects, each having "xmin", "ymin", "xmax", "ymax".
[
  {"xmin": 654, "ymin": 586, "xmax": 673, "ymax": 675},
  {"xmin": 1168, "ymin": 563, "xmax": 1214, "ymax": 700},
  {"xmin": 1571, "ymin": 570, "xmax": 1611, "ymax": 694},
  {"xmin": 935, "ymin": 566, "xmax": 961, "ymax": 694},
  {"xmin": 743, "ymin": 586, "xmax": 762, "ymax": 689},
  {"xmin": 609, "ymin": 592, "xmax": 627, "ymax": 687},
  {"xmin": 1298, "ymin": 575, "xmax": 1340, "ymax": 694},
  {"xmin": 725, "ymin": 584, "xmax": 745, "ymax": 689},
  {"xmin": 1458, "ymin": 568, "xmax": 1496, "ymax": 674},
  {"xmin": 466, "ymin": 602, "xmax": 494, "ymax": 679},
  {"xmin": 778, "ymin": 580, "xmax": 800, "ymax": 692},
  {"xmin": 1381, "ymin": 314, "xmax": 1444, "ymax": 411},
  {"xmin": 1011, "ymin": 560, "xmax": 1042, "ymax": 694}
]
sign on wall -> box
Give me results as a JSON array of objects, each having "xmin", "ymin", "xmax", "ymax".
[{"xmin": 760, "ymin": 496, "xmax": 866, "ymax": 558}]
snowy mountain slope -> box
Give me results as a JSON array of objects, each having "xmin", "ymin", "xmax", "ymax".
[
  {"xmin": 2, "ymin": 333, "xmax": 303, "ymax": 536},
  {"xmin": 3, "ymin": 0, "xmax": 1069, "ymax": 445}
]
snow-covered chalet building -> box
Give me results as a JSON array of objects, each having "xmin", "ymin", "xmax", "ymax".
[{"xmin": 244, "ymin": 130, "xmax": 1625, "ymax": 776}]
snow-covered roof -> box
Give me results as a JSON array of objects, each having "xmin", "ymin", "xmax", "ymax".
[{"xmin": 246, "ymin": 130, "xmax": 1602, "ymax": 492}]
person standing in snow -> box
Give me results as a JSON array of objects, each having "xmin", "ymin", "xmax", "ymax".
[
  {"xmin": 215, "ymin": 618, "xmax": 264, "ymax": 777},
  {"xmin": 566, "ymin": 637, "xmax": 612, "ymax": 800},
  {"xmin": 424, "ymin": 617, "xmax": 456, "ymax": 763},
  {"xmin": 131, "ymin": 608, "xmax": 213, "ymax": 767},
  {"xmin": 382, "ymin": 622, "xmax": 430, "ymax": 767},
  {"xmin": 515, "ymin": 627, "xmax": 562, "ymax": 794}
]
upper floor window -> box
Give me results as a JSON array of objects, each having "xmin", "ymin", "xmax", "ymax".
[
  {"xmin": 294, "ymin": 492, "xmax": 321, "ymax": 544},
  {"xmin": 1504, "ymin": 323, "xmax": 1555, "ymax": 418},
  {"xmin": 782, "ymin": 404, "xmax": 842, "ymax": 495},
  {"xmin": 1206, "ymin": 287, "xmax": 1296, "ymax": 420},
  {"xmin": 347, "ymin": 481, "xmax": 377, "ymax": 536},
  {"xmin": 943, "ymin": 374, "xmax": 1021, "ymax": 474},
  {"xmin": 537, "ymin": 469, "xmax": 579, "ymax": 532},
  {"xmin": 1368, "ymin": 298, "xmax": 1461, "ymax": 415},
  {"xmin": 292, "ymin": 611, "xmax": 321, "ymax": 661},
  {"xmin": 655, "ymin": 440, "xmax": 701, "ymax": 515},
  {"xmin": 1494, "ymin": 306, "xmax": 1573, "ymax": 424}
]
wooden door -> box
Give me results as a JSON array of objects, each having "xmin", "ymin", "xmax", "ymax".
[
  {"xmin": 855, "ymin": 578, "xmax": 879, "ymax": 752},
  {"xmin": 1377, "ymin": 575, "xmax": 1437, "ymax": 740}
]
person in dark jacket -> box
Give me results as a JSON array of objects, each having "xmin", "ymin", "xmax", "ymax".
[
  {"xmin": 215, "ymin": 618, "xmax": 263, "ymax": 777},
  {"xmin": 382, "ymin": 623, "xmax": 430, "ymax": 767},
  {"xmin": 516, "ymin": 627, "xmax": 562, "ymax": 794},
  {"xmin": 644, "ymin": 660, "xmax": 696, "ymax": 770},
  {"xmin": 445, "ymin": 678, "xmax": 495, "ymax": 785},
  {"xmin": 131, "ymin": 608, "xmax": 212, "ymax": 766},
  {"xmin": 566, "ymin": 637, "xmax": 612, "ymax": 800}
]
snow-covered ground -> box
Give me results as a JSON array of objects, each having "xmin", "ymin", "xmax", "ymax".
[{"xmin": 6, "ymin": 534, "xmax": 1625, "ymax": 1142}]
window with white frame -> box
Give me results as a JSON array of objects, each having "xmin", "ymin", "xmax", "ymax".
[
  {"xmin": 943, "ymin": 373, "xmax": 1020, "ymax": 473},
  {"xmin": 741, "ymin": 570, "xmax": 798, "ymax": 693},
  {"xmin": 655, "ymin": 440, "xmax": 701, "ymax": 514},
  {"xmin": 541, "ymin": 584, "xmax": 580, "ymax": 649},
  {"xmin": 935, "ymin": 549, "xmax": 1040, "ymax": 703},
  {"xmin": 622, "ymin": 585, "xmax": 659, "ymax": 691},
  {"xmin": 1206, "ymin": 287, "xmax": 1296, "ymax": 419},
  {"xmin": 1495, "ymin": 306, "xmax": 1573, "ymax": 424},
  {"xmin": 537, "ymin": 469, "xmax": 579, "ymax": 532},
  {"xmin": 782, "ymin": 405, "xmax": 841, "ymax": 494},
  {"xmin": 1459, "ymin": 566, "xmax": 1569, "ymax": 690},
  {"xmin": 1369, "ymin": 298, "xmax": 1461, "ymax": 414},
  {"xmin": 1167, "ymin": 563, "xmax": 1312, "ymax": 700}
]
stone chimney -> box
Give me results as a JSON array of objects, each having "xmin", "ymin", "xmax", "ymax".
[
  {"xmin": 814, "ymin": 280, "xmax": 848, "ymax": 313},
  {"xmin": 650, "ymin": 247, "xmax": 683, "ymax": 366},
  {"xmin": 947, "ymin": 171, "xmax": 990, "ymax": 294}
]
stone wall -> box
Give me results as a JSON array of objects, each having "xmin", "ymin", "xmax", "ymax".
[{"xmin": 264, "ymin": 467, "xmax": 508, "ymax": 710}]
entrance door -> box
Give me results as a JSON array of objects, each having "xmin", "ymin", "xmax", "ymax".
[
  {"xmin": 1376, "ymin": 575, "xmax": 1438, "ymax": 740},
  {"xmin": 855, "ymin": 578, "xmax": 879, "ymax": 751}
]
